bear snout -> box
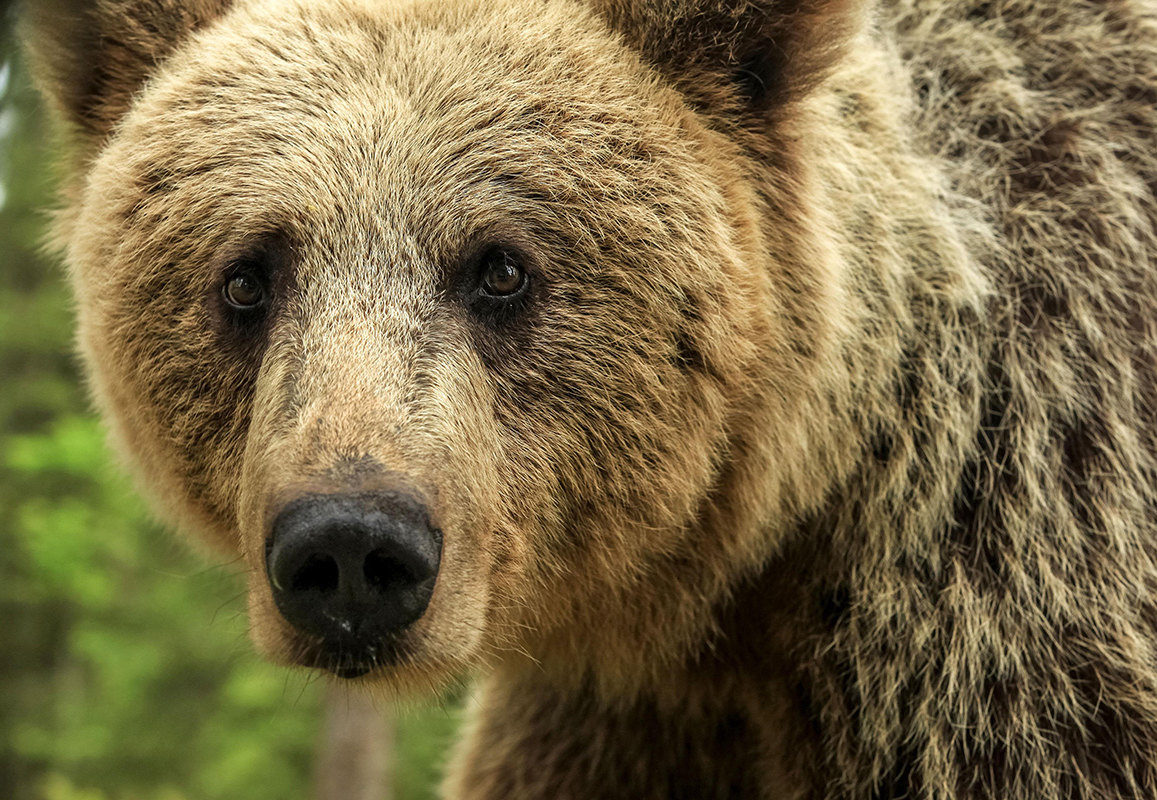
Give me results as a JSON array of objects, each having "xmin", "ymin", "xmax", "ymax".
[{"xmin": 264, "ymin": 490, "xmax": 442, "ymax": 676}]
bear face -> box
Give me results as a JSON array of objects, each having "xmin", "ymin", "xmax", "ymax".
[
  {"xmin": 26, "ymin": 0, "xmax": 857, "ymax": 689},
  {"xmin": 28, "ymin": 0, "xmax": 1157, "ymax": 796}
]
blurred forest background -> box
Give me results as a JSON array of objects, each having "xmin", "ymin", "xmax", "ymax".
[{"xmin": 0, "ymin": 4, "xmax": 462, "ymax": 799}]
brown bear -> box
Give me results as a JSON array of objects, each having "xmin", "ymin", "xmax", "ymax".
[{"xmin": 20, "ymin": 0, "xmax": 1157, "ymax": 796}]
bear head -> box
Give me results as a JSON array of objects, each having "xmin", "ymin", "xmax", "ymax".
[{"xmin": 23, "ymin": 0, "xmax": 862, "ymax": 692}]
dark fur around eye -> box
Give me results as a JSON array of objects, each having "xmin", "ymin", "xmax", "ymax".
[
  {"xmin": 218, "ymin": 257, "xmax": 271, "ymax": 332},
  {"xmin": 461, "ymin": 244, "xmax": 533, "ymax": 324},
  {"xmin": 213, "ymin": 234, "xmax": 293, "ymax": 338}
]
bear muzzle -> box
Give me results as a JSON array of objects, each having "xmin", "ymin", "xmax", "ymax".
[{"xmin": 264, "ymin": 490, "xmax": 442, "ymax": 677}]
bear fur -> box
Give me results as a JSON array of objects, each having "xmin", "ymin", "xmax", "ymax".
[{"xmin": 20, "ymin": 0, "xmax": 1157, "ymax": 797}]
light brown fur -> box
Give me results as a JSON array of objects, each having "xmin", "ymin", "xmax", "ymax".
[{"xmin": 20, "ymin": 0, "xmax": 1157, "ymax": 796}]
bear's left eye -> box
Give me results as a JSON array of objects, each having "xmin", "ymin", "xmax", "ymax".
[
  {"xmin": 223, "ymin": 271, "xmax": 267, "ymax": 310},
  {"xmin": 478, "ymin": 247, "xmax": 528, "ymax": 298}
]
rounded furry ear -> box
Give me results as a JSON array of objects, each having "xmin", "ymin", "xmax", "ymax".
[
  {"xmin": 591, "ymin": 0, "xmax": 864, "ymax": 115},
  {"xmin": 19, "ymin": 0, "xmax": 233, "ymax": 142}
]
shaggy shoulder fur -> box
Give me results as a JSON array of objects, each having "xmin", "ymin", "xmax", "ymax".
[{"xmin": 786, "ymin": 2, "xmax": 1157, "ymax": 797}]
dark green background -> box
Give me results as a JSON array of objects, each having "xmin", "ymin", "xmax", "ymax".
[{"xmin": 0, "ymin": 5, "xmax": 462, "ymax": 797}]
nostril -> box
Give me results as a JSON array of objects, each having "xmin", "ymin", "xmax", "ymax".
[
  {"xmin": 292, "ymin": 553, "xmax": 340, "ymax": 593},
  {"xmin": 364, "ymin": 549, "xmax": 415, "ymax": 594}
]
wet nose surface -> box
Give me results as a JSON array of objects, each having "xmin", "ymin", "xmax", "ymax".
[{"xmin": 266, "ymin": 491, "xmax": 441, "ymax": 649}]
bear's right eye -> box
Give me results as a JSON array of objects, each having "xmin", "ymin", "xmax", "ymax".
[
  {"xmin": 223, "ymin": 271, "xmax": 268, "ymax": 310},
  {"xmin": 215, "ymin": 236, "xmax": 290, "ymax": 336}
]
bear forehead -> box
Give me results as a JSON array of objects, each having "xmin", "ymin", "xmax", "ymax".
[
  {"xmin": 120, "ymin": 0, "xmax": 690, "ymax": 188},
  {"xmin": 90, "ymin": 0, "xmax": 723, "ymax": 270}
]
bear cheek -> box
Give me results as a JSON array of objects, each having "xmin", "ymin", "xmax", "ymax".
[
  {"xmin": 74, "ymin": 253, "xmax": 255, "ymax": 555},
  {"xmin": 68, "ymin": 151, "xmax": 265, "ymax": 554}
]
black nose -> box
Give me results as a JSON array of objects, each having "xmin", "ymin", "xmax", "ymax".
[{"xmin": 266, "ymin": 491, "xmax": 441, "ymax": 648}]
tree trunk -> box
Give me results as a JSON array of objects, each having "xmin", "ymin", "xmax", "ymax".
[{"xmin": 314, "ymin": 682, "xmax": 392, "ymax": 800}]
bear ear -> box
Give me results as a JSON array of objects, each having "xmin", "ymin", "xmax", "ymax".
[
  {"xmin": 20, "ymin": 0, "xmax": 233, "ymax": 143},
  {"xmin": 591, "ymin": 0, "xmax": 864, "ymax": 115}
]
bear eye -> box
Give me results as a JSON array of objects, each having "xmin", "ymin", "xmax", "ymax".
[
  {"xmin": 478, "ymin": 247, "xmax": 527, "ymax": 298},
  {"xmin": 223, "ymin": 271, "xmax": 267, "ymax": 309}
]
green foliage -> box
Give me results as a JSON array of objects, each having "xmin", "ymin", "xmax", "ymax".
[
  {"xmin": 0, "ymin": 14, "xmax": 460, "ymax": 800},
  {"xmin": 4, "ymin": 390, "xmax": 325, "ymax": 800}
]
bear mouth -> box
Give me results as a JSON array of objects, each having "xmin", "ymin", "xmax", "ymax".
[
  {"xmin": 295, "ymin": 636, "xmax": 403, "ymax": 679},
  {"xmin": 332, "ymin": 665, "xmax": 371, "ymax": 680}
]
